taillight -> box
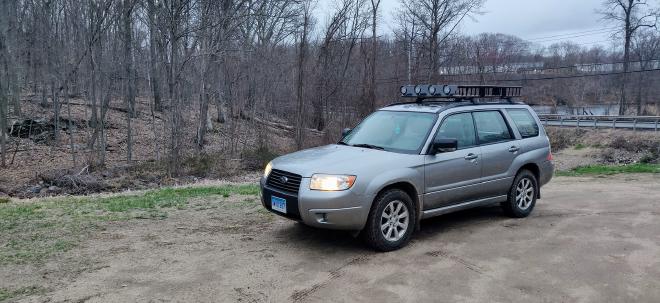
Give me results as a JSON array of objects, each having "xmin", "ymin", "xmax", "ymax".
[{"xmin": 547, "ymin": 150, "xmax": 553, "ymax": 161}]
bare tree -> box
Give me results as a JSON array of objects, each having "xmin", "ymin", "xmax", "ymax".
[
  {"xmin": 599, "ymin": 0, "xmax": 659, "ymax": 115},
  {"xmin": 632, "ymin": 28, "xmax": 660, "ymax": 114},
  {"xmin": 401, "ymin": 0, "xmax": 483, "ymax": 82},
  {"xmin": 295, "ymin": 0, "xmax": 315, "ymax": 149},
  {"xmin": 0, "ymin": 0, "xmax": 15, "ymax": 168},
  {"xmin": 394, "ymin": 8, "xmax": 421, "ymax": 83},
  {"xmin": 123, "ymin": 0, "xmax": 138, "ymax": 163},
  {"xmin": 368, "ymin": 0, "xmax": 381, "ymax": 113},
  {"xmin": 146, "ymin": 0, "xmax": 164, "ymax": 112}
]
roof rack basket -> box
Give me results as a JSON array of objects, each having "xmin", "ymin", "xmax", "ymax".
[
  {"xmin": 400, "ymin": 84, "xmax": 522, "ymax": 103},
  {"xmin": 456, "ymin": 85, "xmax": 521, "ymax": 98}
]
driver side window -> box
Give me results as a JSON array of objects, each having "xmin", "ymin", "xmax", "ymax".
[{"xmin": 435, "ymin": 113, "xmax": 477, "ymax": 149}]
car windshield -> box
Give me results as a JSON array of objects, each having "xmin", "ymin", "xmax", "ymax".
[{"xmin": 341, "ymin": 111, "xmax": 437, "ymax": 154}]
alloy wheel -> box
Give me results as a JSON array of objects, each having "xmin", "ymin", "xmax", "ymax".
[
  {"xmin": 380, "ymin": 200, "xmax": 409, "ymax": 242},
  {"xmin": 516, "ymin": 178, "xmax": 534, "ymax": 210}
]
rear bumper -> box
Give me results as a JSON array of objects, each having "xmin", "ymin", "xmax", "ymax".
[
  {"xmin": 260, "ymin": 177, "xmax": 370, "ymax": 231},
  {"xmin": 539, "ymin": 160, "xmax": 554, "ymax": 187}
]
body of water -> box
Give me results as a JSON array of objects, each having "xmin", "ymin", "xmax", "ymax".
[{"xmin": 531, "ymin": 104, "xmax": 620, "ymax": 116}]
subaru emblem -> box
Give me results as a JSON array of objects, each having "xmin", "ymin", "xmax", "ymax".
[{"xmin": 279, "ymin": 176, "xmax": 289, "ymax": 184}]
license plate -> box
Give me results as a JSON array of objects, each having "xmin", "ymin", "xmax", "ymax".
[{"xmin": 271, "ymin": 196, "xmax": 287, "ymax": 214}]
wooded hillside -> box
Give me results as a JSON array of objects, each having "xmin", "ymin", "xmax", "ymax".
[{"xmin": 0, "ymin": 0, "xmax": 659, "ymax": 195}]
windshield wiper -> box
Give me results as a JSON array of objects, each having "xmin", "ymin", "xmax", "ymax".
[
  {"xmin": 351, "ymin": 143, "xmax": 385, "ymax": 150},
  {"xmin": 337, "ymin": 141, "xmax": 349, "ymax": 145}
]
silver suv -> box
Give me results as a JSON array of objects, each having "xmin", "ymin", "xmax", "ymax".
[{"xmin": 260, "ymin": 85, "xmax": 554, "ymax": 251}]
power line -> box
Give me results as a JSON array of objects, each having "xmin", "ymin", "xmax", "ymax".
[
  {"xmin": 372, "ymin": 67, "xmax": 660, "ymax": 85},
  {"xmin": 525, "ymin": 27, "xmax": 618, "ymax": 42},
  {"xmin": 453, "ymin": 68, "xmax": 660, "ymax": 83},
  {"xmin": 439, "ymin": 58, "xmax": 660, "ymax": 77},
  {"xmin": 531, "ymin": 30, "xmax": 619, "ymax": 44}
]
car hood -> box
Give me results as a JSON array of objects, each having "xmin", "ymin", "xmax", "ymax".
[{"xmin": 271, "ymin": 144, "xmax": 421, "ymax": 177}]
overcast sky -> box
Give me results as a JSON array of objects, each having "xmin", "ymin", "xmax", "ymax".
[{"xmin": 319, "ymin": 0, "xmax": 615, "ymax": 48}]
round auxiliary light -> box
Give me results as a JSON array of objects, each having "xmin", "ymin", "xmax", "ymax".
[
  {"xmin": 415, "ymin": 85, "xmax": 422, "ymax": 94},
  {"xmin": 428, "ymin": 85, "xmax": 437, "ymax": 95},
  {"xmin": 443, "ymin": 85, "xmax": 452, "ymax": 95},
  {"xmin": 400, "ymin": 86, "xmax": 408, "ymax": 94}
]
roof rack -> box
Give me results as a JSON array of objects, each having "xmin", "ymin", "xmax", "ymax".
[{"xmin": 399, "ymin": 84, "xmax": 522, "ymax": 103}]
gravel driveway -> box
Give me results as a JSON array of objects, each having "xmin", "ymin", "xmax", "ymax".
[{"xmin": 8, "ymin": 174, "xmax": 660, "ymax": 303}]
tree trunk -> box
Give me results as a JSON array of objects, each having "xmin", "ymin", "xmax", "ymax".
[
  {"xmin": 369, "ymin": 0, "xmax": 380, "ymax": 113},
  {"xmin": 64, "ymin": 85, "xmax": 77, "ymax": 167},
  {"xmin": 0, "ymin": 83, "xmax": 6, "ymax": 169},
  {"xmin": 147, "ymin": 0, "xmax": 162, "ymax": 112},
  {"xmin": 123, "ymin": 0, "xmax": 135, "ymax": 163},
  {"xmin": 197, "ymin": 86, "xmax": 209, "ymax": 151},
  {"xmin": 620, "ymin": 28, "xmax": 631, "ymax": 115},
  {"xmin": 295, "ymin": 7, "xmax": 310, "ymax": 150},
  {"xmin": 0, "ymin": 17, "xmax": 8, "ymax": 168},
  {"xmin": 52, "ymin": 82, "xmax": 60, "ymax": 146},
  {"xmin": 167, "ymin": 0, "xmax": 181, "ymax": 176}
]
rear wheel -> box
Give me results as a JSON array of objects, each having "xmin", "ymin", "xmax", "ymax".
[
  {"xmin": 363, "ymin": 189, "xmax": 416, "ymax": 251},
  {"xmin": 501, "ymin": 170, "xmax": 538, "ymax": 218}
]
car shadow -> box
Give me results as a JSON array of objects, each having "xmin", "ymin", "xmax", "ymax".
[
  {"xmin": 271, "ymin": 205, "xmax": 508, "ymax": 251},
  {"xmin": 273, "ymin": 222, "xmax": 369, "ymax": 252},
  {"xmin": 415, "ymin": 205, "xmax": 506, "ymax": 240}
]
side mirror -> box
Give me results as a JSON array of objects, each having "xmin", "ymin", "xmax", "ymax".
[
  {"xmin": 342, "ymin": 128, "xmax": 352, "ymax": 137},
  {"xmin": 429, "ymin": 138, "xmax": 458, "ymax": 154}
]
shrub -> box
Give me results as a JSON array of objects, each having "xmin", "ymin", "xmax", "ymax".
[
  {"xmin": 181, "ymin": 153, "xmax": 241, "ymax": 177},
  {"xmin": 640, "ymin": 152, "xmax": 659, "ymax": 164},
  {"xmin": 242, "ymin": 145, "xmax": 279, "ymax": 171},
  {"xmin": 545, "ymin": 127, "xmax": 586, "ymax": 150}
]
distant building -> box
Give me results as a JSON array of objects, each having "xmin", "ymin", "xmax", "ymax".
[
  {"xmin": 441, "ymin": 60, "xmax": 660, "ymax": 75},
  {"xmin": 439, "ymin": 62, "xmax": 544, "ymax": 75}
]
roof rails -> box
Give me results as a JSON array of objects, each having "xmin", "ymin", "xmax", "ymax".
[{"xmin": 400, "ymin": 84, "xmax": 522, "ymax": 103}]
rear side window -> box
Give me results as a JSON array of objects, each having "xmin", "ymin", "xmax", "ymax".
[
  {"xmin": 507, "ymin": 109, "xmax": 540, "ymax": 138},
  {"xmin": 473, "ymin": 111, "xmax": 513, "ymax": 145}
]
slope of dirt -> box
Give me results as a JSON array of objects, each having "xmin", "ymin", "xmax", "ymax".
[{"xmin": 0, "ymin": 97, "xmax": 326, "ymax": 197}]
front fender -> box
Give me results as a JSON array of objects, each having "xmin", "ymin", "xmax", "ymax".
[{"xmin": 362, "ymin": 167, "xmax": 425, "ymax": 228}]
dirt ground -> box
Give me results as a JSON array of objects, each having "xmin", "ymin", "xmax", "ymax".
[{"xmin": 3, "ymin": 174, "xmax": 660, "ymax": 303}]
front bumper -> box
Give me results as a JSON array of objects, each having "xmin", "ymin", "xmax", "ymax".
[{"xmin": 260, "ymin": 177, "xmax": 371, "ymax": 231}]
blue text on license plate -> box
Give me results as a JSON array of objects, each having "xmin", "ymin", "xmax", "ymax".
[{"xmin": 271, "ymin": 196, "xmax": 287, "ymax": 214}]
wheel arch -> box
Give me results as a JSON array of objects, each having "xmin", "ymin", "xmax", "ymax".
[
  {"xmin": 373, "ymin": 181, "xmax": 421, "ymax": 230},
  {"xmin": 516, "ymin": 163, "xmax": 541, "ymax": 198}
]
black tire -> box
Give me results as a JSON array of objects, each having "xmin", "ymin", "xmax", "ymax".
[
  {"xmin": 363, "ymin": 189, "xmax": 416, "ymax": 251},
  {"xmin": 501, "ymin": 170, "xmax": 538, "ymax": 218}
]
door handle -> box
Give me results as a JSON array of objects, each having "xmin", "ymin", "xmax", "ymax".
[
  {"xmin": 464, "ymin": 153, "xmax": 478, "ymax": 161},
  {"xmin": 508, "ymin": 146, "xmax": 520, "ymax": 153}
]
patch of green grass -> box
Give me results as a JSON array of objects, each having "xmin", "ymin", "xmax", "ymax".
[
  {"xmin": 574, "ymin": 143, "xmax": 586, "ymax": 150},
  {"xmin": 0, "ymin": 286, "xmax": 46, "ymax": 302},
  {"xmin": 0, "ymin": 184, "xmax": 260, "ymax": 265},
  {"xmin": 0, "ymin": 197, "xmax": 9, "ymax": 204},
  {"xmin": 557, "ymin": 163, "xmax": 660, "ymax": 176}
]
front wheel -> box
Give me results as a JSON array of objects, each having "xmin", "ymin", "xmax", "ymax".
[
  {"xmin": 363, "ymin": 189, "xmax": 416, "ymax": 251},
  {"xmin": 501, "ymin": 170, "xmax": 538, "ymax": 218}
]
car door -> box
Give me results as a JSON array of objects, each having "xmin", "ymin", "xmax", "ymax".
[
  {"xmin": 423, "ymin": 112, "xmax": 482, "ymax": 210},
  {"xmin": 472, "ymin": 110, "xmax": 518, "ymax": 198}
]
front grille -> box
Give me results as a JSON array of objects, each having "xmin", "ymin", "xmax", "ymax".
[{"xmin": 266, "ymin": 169, "xmax": 302, "ymax": 194}]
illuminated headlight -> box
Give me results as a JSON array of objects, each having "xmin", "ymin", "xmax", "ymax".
[
  {"xmin": 264, "ymin": 161, "xmax": 273, "ymax": 178},
  {"xmin": 310, "ymin": 174, "xmax": 356, "ymax": 191}
]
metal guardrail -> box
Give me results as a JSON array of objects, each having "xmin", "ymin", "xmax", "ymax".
[{"xmin": 538, "ymin": 114, "xmax": 660, "ymax": 131}]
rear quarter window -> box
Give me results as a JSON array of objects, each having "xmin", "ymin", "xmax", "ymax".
[{"xmin": 507, "ymin": 109, "xmax": 540, "ymax": 138}]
